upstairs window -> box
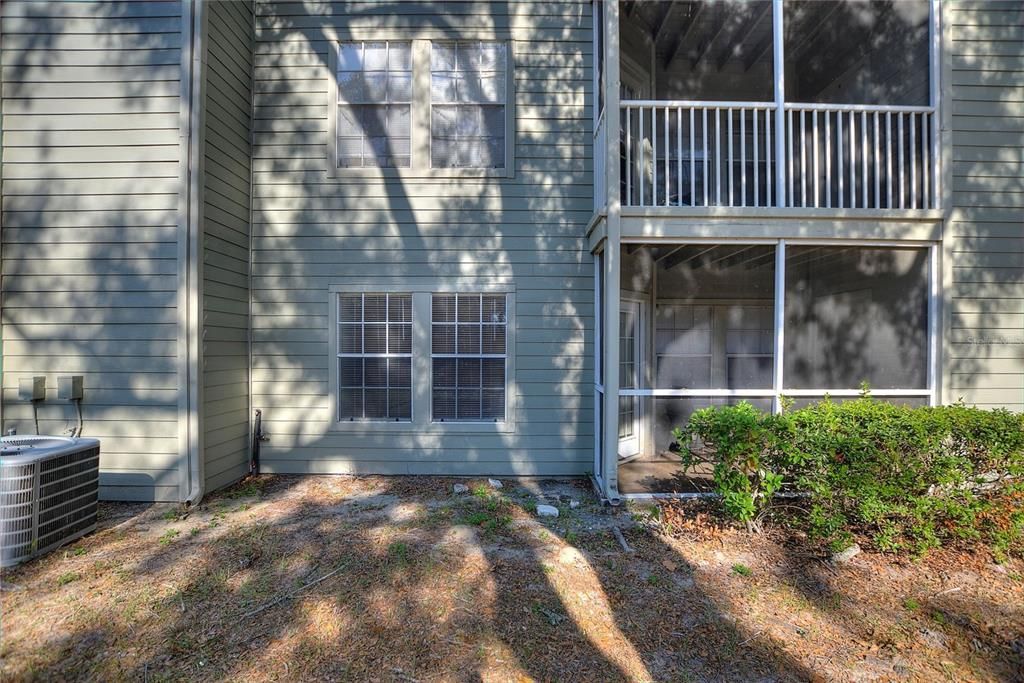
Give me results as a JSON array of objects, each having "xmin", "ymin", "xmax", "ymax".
[
  {"xmin": 330, "ymin": 38, "xmax": 513, "ymax": 174},
  {"xmin": 430, "ymin": 42, "xmax": 508, "ymax": 169},
  {"xmin": 337, "ymin": 41, "xmax": 412, "ymax": 168}
]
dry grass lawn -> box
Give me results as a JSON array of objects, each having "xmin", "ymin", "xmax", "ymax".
[{"xmin": 1, "ymin": 475, "xmax": 1022, "ymax": 682}]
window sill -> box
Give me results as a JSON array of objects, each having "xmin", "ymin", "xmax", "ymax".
[
  {"xmin": 329, "ymin": 420, "xmax": 516, "ymax": 434},
  {"xmin": 328, "ymin": 166, "xmax": 514, "ymax": 181}
]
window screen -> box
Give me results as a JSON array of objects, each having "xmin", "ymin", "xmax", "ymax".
[
  {"xmin": 430, "ymin": 42, "xmax": 507, "ymax": 169},
  {"xmin": 338, "ymin": 293, "xmax": 413, "ymax": 420},
  {"xmin": 432, "ymin": 294, "xmax": 507, "ymax": 421},
  {"xmin": 337, "ymin": 41, "xmax": 412, "ymax": 168}
]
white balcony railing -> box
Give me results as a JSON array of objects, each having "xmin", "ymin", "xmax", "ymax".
[
  {"xmin": 622, "ymin": 100, "xmax": 777, "ymax": 208},
  {"xmin": 620, "ymin": 100, "xmax": 938, "ymax": 211},
  {"xmin": 784, "ymin": 104, "xmax": 937, "ymax": 210}
]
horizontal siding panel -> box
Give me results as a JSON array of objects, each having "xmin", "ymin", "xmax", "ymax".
[
  {"xmin": 0, "ymin": 0, "xmax": 184, "ymax": 501},
  {"xmin": 250, "ymin": 0, "xmax": 593, "ymax": 476}
]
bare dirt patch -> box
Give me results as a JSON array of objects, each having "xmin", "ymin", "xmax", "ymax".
[{"xmin": 1, "ymin": 476, "xmax": 1021, "ymax": 682}]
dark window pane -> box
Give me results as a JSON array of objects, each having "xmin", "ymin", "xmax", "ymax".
[
  {"xmin": 340, "ymin": 358, "xmax": 363, "ymax": 387},
  {"xmin": 364, "ymin": 324, "xmax": 387, "ymax": 354},
  {"xmin": 364, "ymin": 358, "xmax": 387, "ymax": 387},
  {"xmin": 457, "ymin": 295, "xmax": 481, "ymax": 322},
  {"xmin": 457, "ymin": 324, "xmax": 481, "ymax": 354},
  {"xmin": 482, "ymin": 359, "xmax": 505, "ymax": 388},
  {"xmin": 457, "ymin": 389, "xmax": 481, "ymax": 420},
  {"xmin": 457, "ymin": 358, "xmax": 481, "ymax": 388},
  {"xmin": 388, "ymin": 389, "xmax": 412, "ymax": 419},
  {"xmin": 433, "ymin": 389, "xmax": 456, "ymax": 420},
  {"xmin": 389, "ymin": 294, "xmax": 412, "ymax": 322},
  {"xmin": 482, "ymin": 390, "xmax": 505, "ymax": 421},
  {"xmin": 340, "ymin": 324, "xmax": 362, "ymax": 354},
  {"xmin": 482, "ymin": 325, "xmax": 505, "ymax": 354},
  {"xmin": 389, "ymin": 324, "xmax": 412, "ymax": 354},
  {"xmin": 433, "ymin": 358, "xmax": 456, "ymax": 388},
  {"xmin": 432, "ymin": 294, "xmax": 456, "ymax": 322},
  {"xmin": 432, "ymin": 324, "xmax": 455, "ymax": 354},
  {"xmin": 364, "ymin": 389, "xmax": 388, "ymax": 418},
  {"xmin": 339, "ymin": 388, "xmax": 363, "ymax": 419},
  {"xmin": 389, "ymin": 358, "xmax": 411, "ymax": 388},
  {"xmin": 340, "ymin": 295, "xmax": 362, "ymax": 322}
]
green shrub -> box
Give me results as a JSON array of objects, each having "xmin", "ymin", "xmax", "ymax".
[{"xmin": 677, "ymin": 397, "xmax": 1024, "ymax": 558}]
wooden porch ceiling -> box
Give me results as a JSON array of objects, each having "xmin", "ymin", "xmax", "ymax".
[{"xmin": 622, "ymin": 0, "xmax": 774, "ymax": 71}]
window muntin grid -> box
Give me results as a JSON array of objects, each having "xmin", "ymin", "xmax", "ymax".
[
  {"xmin": 430, "ymin": 41, "xmax": 507, "ymax": 169},
  {"xmin": 338, "ymin": 293, "xmax": 413, "ymax": 421},
  {"xmin": 337, "ymin": 41, "xmax": 412, "ymax": 168},
  {"xmin": 431, "ymin": 293, "xmax": 507, "ymax": 421}
]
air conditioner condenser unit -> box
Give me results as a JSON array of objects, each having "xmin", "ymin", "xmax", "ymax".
[{"xmin": 1, "ymin": 436, "xmax": 101, "ymax": 568}]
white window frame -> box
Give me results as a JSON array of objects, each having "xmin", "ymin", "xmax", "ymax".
[
  {"xmin": 334, "ymin": 40, "xmax": 414, "ymax": 169},
  {"xmin": 430, "ymin": 293, "xmax": 510, "ymax": 423},
  {"xmin": 613, "ymin": 238, "xmax": 939, "ymax": 412},
  {"xmin": 336, "ymin": 292, "xmax": 414, "ymax": 422},
  {"xmin": 327, "ymin": 32, "xmax": 516, "ymax": 179},
  {"xmin": 328, "ymin": 279, "xmax": 517, "ymax": 433}
]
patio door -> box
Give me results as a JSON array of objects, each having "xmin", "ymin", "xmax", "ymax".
[{"xmin": 618, "ymin": 300, "xmax": 643, "ymax": 460}]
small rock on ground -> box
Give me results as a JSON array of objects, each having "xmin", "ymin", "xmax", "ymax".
[
  {"xmin": 832, "ymin": 543, "xmax": 862, "ymax": 564},
  {"xmin": 487, "ymin": 478, "xmax": 503, "ymax": 489},
  {"xmin": 536, "ymin": 504, "xmax": 559, "ymax": 518},
  {"xmin": 569, "ymin": 500, "xmax": 580, "ymax": 509},
  {"xmin": 452, "ymin": 484, "xmax": 469, "ymax": 494}
]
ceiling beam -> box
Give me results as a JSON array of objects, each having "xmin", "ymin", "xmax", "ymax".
[
  {"xmin": 653, "ymin": 0, "xmax": 680, "ymax": 47},
  {"xmin": 715, "ymin": 2, "xmax": 771, "ymax": 71},
  {"xmin": 662, "ymin": 245, "xmax": 717, "ymax": 271},
  {"xmin": 690, "ymin": 6, "xmax": 731, "ymax": 70},
  {"xmin": 663, "ymin": 2, "xmax": 703, "ymax": 70}
]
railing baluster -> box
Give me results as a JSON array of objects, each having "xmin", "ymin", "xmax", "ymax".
[
  {"xmin": 861, "ymin": 111, "xmax": 868, "ymax": 209},
  {"xmin": 886, "ymin": 111, "xmax": 893, "ymax": 209},
  {"xmin": 690, "ymin": 108, "xmax": 696, "ymax": 207},
  {"xmin": 728, "ymin": 108, "xmax": 734, "ymax": 207},
  {"xmin": 625, "ymin": 106, "xmax": 632, "ymax": 206},
  {"xmin": 910, "ymin": 112, "xmax": 917, "ymax": 209},
  {"xmin": 703, "ymin": 108, "xmax": 709, "ymax": 206},
  {"xmin": 873, "ymin": 111, "xmax": 880, "ymax": 209},
  {"xmin": 753, "ymin": 108, "xmax": 759, "ymax": 207},
  {"xmin": 652, "ymin": 107, "xmax": 659, "ymax": 206},
  {"xmin": 898, "ymin": 112, "xmax": 905, "ymax": 209},
  {"xmin": 665, "ymin": 105, "xmax": 670, "ymax": 207},
  {"xmin": 741, "ymin": 109, "xmax": 747, "ymax": 207},
  {"xmin": 639, "ymin": 106, "xmax": 645, "ymax": 207},
  {"xmin": 837, "ymin": 111, "xmax": 844, "ymax": 209},
  {"xmin": 825, "ymin": 111, "xmax": 831, "ymax": 208},
  {"xmin": 849, "ymin": 111, "xmax": 856, "ymax": 209},
  {"xmin": 765, "ymin": 109, "xmax": 772, "ymax": 207},
  {"xmin": 676, "ymin": 107, "xmax": 682, "ymax": 207},
  {"xmin": 716, "ymin": 108, "xmax": 722, "ymax": 206},
  {"xmin": 812, "ymin": 110, "xmax": 819, "ymax": 207},
  {"xmin": 925, "ymin": 112, "xmax": 933, "ymax": 209},
  {"xmin": 800, "ymin": 109, "xmax": 806, "ymax": 208},
  {"xmin": 787, "ymin": 108, "xmax": 794, "ymax": 207}
]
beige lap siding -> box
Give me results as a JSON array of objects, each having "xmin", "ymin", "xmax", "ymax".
[
  {"xmin": 250, "ymin": 1, "xmax": 595, "ymax": 475},
  {"xmin": 0, "ymin": 0, "xmax": 184, "ymax": 501},
  {"xmin": 944, "ymin": 1, "xmax": 1024, "ymax": 410}
]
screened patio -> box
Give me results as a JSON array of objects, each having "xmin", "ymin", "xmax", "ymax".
[{"xmin": 600, "ymin": 241, "xmax": 937, "ymax": 496}]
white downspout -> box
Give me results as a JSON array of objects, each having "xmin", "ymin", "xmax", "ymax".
[{"xmin": 179, "ymin": 0, "xmax": 206, "ymax": 505}]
